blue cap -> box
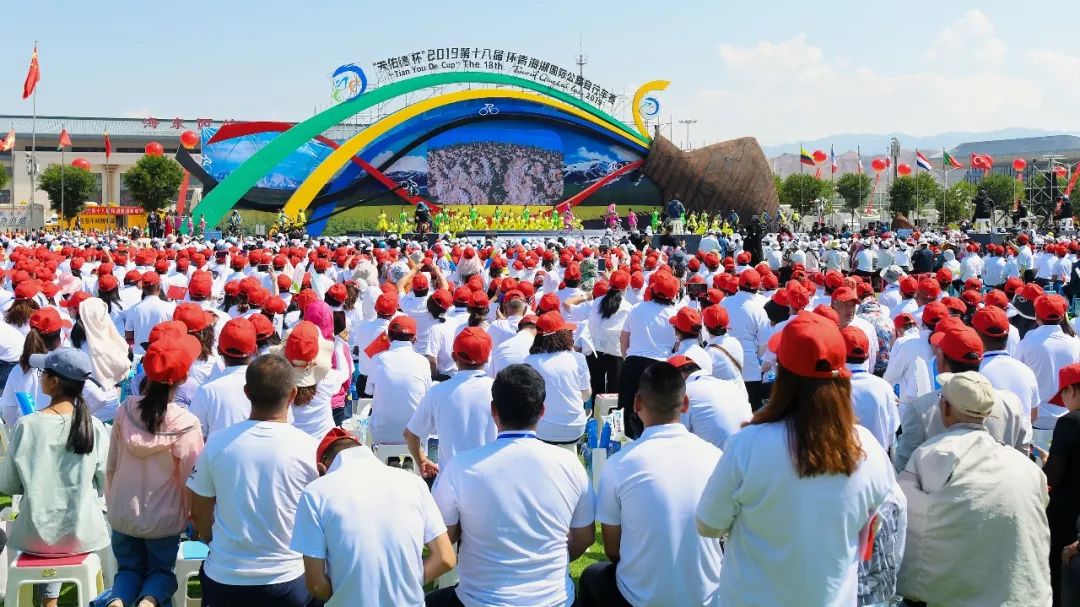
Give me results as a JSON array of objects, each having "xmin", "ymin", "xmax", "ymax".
[{"xmin": 28, "ymin": 347, "xmax": 95, "ymax": 384}]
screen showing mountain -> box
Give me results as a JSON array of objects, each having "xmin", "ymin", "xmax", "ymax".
[{"xmin": 428, "ymin": 141, "xmax": 563, "ymax": 205}]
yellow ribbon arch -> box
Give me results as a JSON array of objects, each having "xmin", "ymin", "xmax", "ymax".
[
  {"xmin": 631, "ymin": 80, "xmax": 671, "ymax": 141},
  {"xmin": 283, "ymin": 89, "xmax": 643, "ymax": 217}
]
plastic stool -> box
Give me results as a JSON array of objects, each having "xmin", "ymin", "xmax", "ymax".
[
  {"xmin": 593, "ymin": 394, "xmax": 617, "ymax": 420},
  {"xmin": 373, "ymin": 444, "xmax": 418, "ymax": 473},
  {"xmin": 5, "ymin": 552, "xmax": 103, "ymax": 606},
  {"xmin": 172, "ymin": 541, "xmax": 207, "ymax": 607}
]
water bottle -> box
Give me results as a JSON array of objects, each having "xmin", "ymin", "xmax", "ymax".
[
  {"xmin": 585, "ymin": 419, "xmax": 599, "ymax": 449},
  {"xmin": 599, "ymin": 421, "xmax": 612, "ymax": 450},
  {"xmin": 15, "ymin": 392, "xmax": 35, "ymax": 416}
]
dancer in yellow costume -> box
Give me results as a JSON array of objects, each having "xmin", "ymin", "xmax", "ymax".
[{"xmin": 376, "ymin": 211, "xmax": 390, "ymax": 234}]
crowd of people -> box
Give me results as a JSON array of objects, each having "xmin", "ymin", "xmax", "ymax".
[
  {"xmin": 0, "ymin": 217, "xmax": 1077, "ymax": 606},
  {"xmin": 427, "ymin": 142, "xmax": 564, "ymax": 206}
]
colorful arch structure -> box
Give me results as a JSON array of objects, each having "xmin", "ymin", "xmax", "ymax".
[{"xmin": 190, "ymin": 71, "xmax": 647, "ymax": 231}]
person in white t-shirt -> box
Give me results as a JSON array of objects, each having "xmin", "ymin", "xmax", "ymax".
[
  {"xmin": 670, "ymin": 306, "xmax": 713, "ymax": 375},
  {"xmin": 124, "ymin": 272, "xmax": 176, "ymax": 356},
  {"xmin": 668, "ymin": 354, "xmax": 751, "ymax": 450},
  {"xmin": 1016, "ymin": 294, "xmax": 1080, "ymax": 443},
  {"xmin": 490, "ymin": 315, "xmax": 537, "ymax": 376},
  {"xmin": 525, "ymin": 311, "xmax": 591, "ymax": 444},
  {"xmin": 973, "ymin": 306, "xmax": 1040, "ymax": 423},
  {"xmin": 187, "ymin": 354, "xmax": 319, "ymax": 606},
  {"xmin": 841, "ymin": 326, "xmax": 899, "ymax": 452},
  {"xmin": 275, "ymin": 321, "xmax": 338, "ymax": 439},
  {"xmin": 366, "ymin": 315, "xmax": 432, "ymax": 445},
  {"xmin": 405, "ymin": 327, "xmax": 497, "ymax": 477},
  {"xmin": 187, "ymin": 317, "xmax": 259, "ymax": 438},
  {"xmin": 697, "ymin": 311, "xmax": 895, "ymax": 606},
  {"xmin": 618, "ymin": 271, "xmax": 680, "ymax": 438},
  {"xmin": 427, "ymin": 364, "xmax": 594, "ymax": 607},
  {"xmin": 581, "ymin": 360, "xmax": 724, "ymax": 606},
  {"xmin": 290, "ymin": 427, "xmax": 456, "ymax": 606}
]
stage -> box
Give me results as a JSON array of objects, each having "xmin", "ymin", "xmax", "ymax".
[{"xmin": 343, "ymin": 230, "xmax": 707, "ymax": 253}]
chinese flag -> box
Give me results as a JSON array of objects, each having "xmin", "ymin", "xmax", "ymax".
[
  {"xmin": 363, "ymin": 333, "xmax": 391, "ymax": 359},
  {"xmin": 104, "ymin": 130, "xmax": 112, "ymax": 160},
  {"xmin": 22, "ymin": 45, "xmax": 40, "ymax": 100},
  {"xmin": 57, "ymin": 128, "xmax": 71, "ymax": 149}
]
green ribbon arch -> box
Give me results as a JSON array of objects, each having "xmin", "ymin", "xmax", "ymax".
[{"xmin": 191, "ymin": 71, "xmax": 645, "ymax": 230}]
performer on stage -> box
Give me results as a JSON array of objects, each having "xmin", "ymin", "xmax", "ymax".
[
  {"xmin": 627, "ymin": 208, "xmax": 638, "ymax": 232},
  {"xmin": 650, "ymin": 208, "xmax": 661, "ymax": 232},
  {"xmin": 414, "ymin": 202, "xmax": 432, "ymax": 235},
  {"xmin": 971, "ymin": 188, "xmax": 993, "ymax": 231},
  {"xmin": 665, "ymin": 193, "xmax": 686, "ymax": 234},
  {"xmin": 376, "ymin": 210, "xmax": 390, "ymax": 234},
  {"xmin": 605, "ymin": 204, "xmax": 620, "ymax": 231}
]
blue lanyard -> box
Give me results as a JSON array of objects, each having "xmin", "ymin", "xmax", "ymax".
[
  {"xmin": 982, "ymin": 352, "xmax": 1009, "ymax": 360},
  {"xmin": 850, "ymin": 369, "xmax": 868, "ymax": 375},
  {"xmin": 498, "ymin": 432, "xmax": 537, "ymax": 440}
]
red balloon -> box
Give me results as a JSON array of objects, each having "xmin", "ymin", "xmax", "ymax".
[
  {"xmin": 871, "ymin": 158, "xmax": 887, "ymax": 173},
  {"xmin": 145, "ymin": 142, "xmax": 164, "ymax": 157},
  {"xmin": 70, "ymin": 158, "xmax": 91, "ymax": 171},
  {"xmin": 1012, "ymin": 158, "xmax": 1027, "ymax": 172},
  {"xmin": 179, "ymin": 130, "xmax": 199, "ymax": 150},
  {"xmin": 812, "ymin": 149, "xmax": 827, "ymax": 164},
  {"xmin": 897, "ymin": 163, "xmax": 912, "ymax": 176},
  {"xmin": 1055, "ymin": 165, "xmax": 1068, "ymax": 178}
]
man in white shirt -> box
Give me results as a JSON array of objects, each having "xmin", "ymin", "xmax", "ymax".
[
  {"xmin": 367, "ymin": 315, "xmax": 432, "ymax": 445},
  {"xmin": 490, "ymin": 315, "xmax": 537, "ymax": 376},
  {"xmin": 973, "ymin": 306, "xmax": 1040, "ymax": 423},
  {"xmin": 842, "ymin": 326, "xmax": 899, "ymax": 451},
  {"xmin": 405, "ymin": 327, "xmax": 497, "ymax": 477},
  {"xmin": 188, "ymin": 354, "xmax": 319, "ymax": 606},
  {"xmin": 668, "ymin": 354, "xmax": 751, "ymax": 450},
  {"xmin": 188, "ymin": 317, "xmax": 259, "ymax": 438},
  {"xmin": 877, "ymin": 265, "xmax": 904, "ymax": 315},
  {"xmin": 580, "ymin": 360, "xmax": 724, "ymax": 606},
  {"xmin": 351, "ymin": 291, "xmax": 398, "ymax": 395},
  {"xmin": 831, "ymin": 286, "xmax": 878, "ymax": 369},
  {"xmin": 670, "ymin": 306, "xmax": 712, "ymax": 374},
  {"xmin": 123, "ymin": 271, "xmax": 177, "ymax": 356},
  {"xmin": 883, "ymin": 301, "xmax": 945, "ymax": 407},
  {"xmin": 719, "ymin": 270, "xmax": 770, "ymax": 409},
  {"xmin": 982, "ymin": 244, "xmax": 1007, "ymax": 289},
  {"xmin": 428, "ymin": 364, "xmax": 594, "ymax": 607},
  {"xmin": 1016, "ymin": 294, "xmax": 1080, "ymax": 441},
  {"xmin": 290, "ymin": 427, "xmax": 457, "ymax": 606},
  {"xmin": 119, "ymin": 270, "xmax": 143, "ymax": 310}
]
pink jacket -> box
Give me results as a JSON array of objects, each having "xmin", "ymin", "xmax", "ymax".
[{"xmin": 105, "ymin": 397, "xmax": 203, "ymax": 539}]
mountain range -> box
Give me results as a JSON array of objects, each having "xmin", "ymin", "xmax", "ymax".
[{"xmin": 761, "ymin": 128, "xmax": 1071, "ymax": 158}]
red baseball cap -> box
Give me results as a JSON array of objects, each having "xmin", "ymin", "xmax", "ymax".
[
  {"xmin": 767, "ymin": 311, "xmax": 850, "ymax": 379},
  {"xmin": 188, "ymin": 272, "xmax": 213, "ymax": 299},
  {"xmin": 1035, "ymin": 294, "xmax": 1068, "ymax": 323},
  {"xmin": 609, "ymin": 271, "xmax": 630, "ymax": 291},
  {"xmin": 143, "ymin": 335, "xmax": 201, "ymax": 385},
  {"xmin": 147, "ymin": 320, "xmax": 188, "ymax": 346},
  {"xmin": 388, "ymin": 315, "xmax": 418, "ymax": 336},
  {"xmin": 218, "ymin": 317, "xmax": 258, "ymax": 357},
  {"xmin": 452, "ymin": 286, "xmax": 472, "ymax": 306},
  {"xmin": 140, "ymin": 271, "xmax": 161, "ymax": 286},
  {"xmin": 898, "ymin": 275, "xmax": 918, "ymax": 297},
  {"xmin": 831, "ymin": 286, "xmax": 857, "ymax": 304},
  {"xmin": 930, "ymin": 326, "xmax": 984, "ymax": 364},
  {"xmin": 840, "ymin": 325, "xmax": 869, "ymax": 359},
  {"xmin": 61, "ymin": 290, "xmax": 91, "ymax": 311},
  {"xmin": 670, "ymin": 307, "xmax": 702, "ymax": 334},
  {"xmin": 316, "ymin": 427, "xmax": 361, "ymax": 467},
  {"xmin": 249, "ymin": 313, "xmax": 275, "ymax": 340},
  {"xmin": 13, "ymin": 280, "xmax": 40, "ymax": 300},
  {"xmin": 1003, "ymin": 277, "xmax": 1024, "ymax": 297},
  {"xmin": 739, "ymin": 269, "xmax": 761, "ymax": 290},
  {"xmin": 453, "ymin": 327, "xmax": 493, "ymax": 365},
  {"xmin": 29, "ymin": 307, "xmax": 63, "ymax": 334},
  {"xmin": 941, "ymin": 296, "xmax": 967, "ymax": 316},
  {"xmin": 984, "ymin": 289, "xmax": 1008, "ymax": 310},
  {"xmin": 173, "ymin": 302, "xmax": 214, "ymax": 333},
  {"xmin": 917, "ymin": 277, "xmax": 940, "ymax": 299},
  {"xmin": 284, "ymin": 321, "xmax": 322, "ymax": 363},
  {"xmin": 97, "ymin": 273, "xmax": 118, "ymax": 292},
  {"xmin": 921, "ymin": 301, "xmax": 949, "ymax": 328},
  {"xmin": 264, "ymin": 296, "xmax": 287, "ymax": 315},
  {"xmin": 813, "ymin": 304, "xmax": 840, "ymax": 325},
  {"xmin": 666, "ymin": 354, "xmax": 696, "ymax": 370},
  {"xmin": 1050, "ymin": 363, "xmax": 1080, "ymax": 406},
  {"xmin": 702, "ymin": 304, "xmax": 729, "ymax": 330},
  {"xmin": 893, "ymin": 312, "xmax": 915, "ymax": 332},
  {"xmin": 651, "ymin": 272, "xmax": 680, "ymax": 300},
  {"xmin": 375, "ymin": 292, "xmax": 398, "ymax": 316},
  {"xmin": 824, "ymin": 270, "xmax": 844, "ymax": 290},
  {"xmin": 411, "ymin": 273, "xmax": 430, "ymax": 292},
  {"xmin": 960, "ymin": 289, "xmax": 982, "ymax": 308},
  {"xmin": 536, "ymin": 311, "xmax": 575, "ymax": 336},
  {"xmin": 326, "ymin": 283, "xmax": 347, "ymax": 305},
  {"xmin": 430, "ymin": 289, "xmax": 453, "ymax": 310},
  {"xmin": 1017, "ymin": 282, "xmax": 1045, "ymax": 303},
  {"xmin": 538, "ymin": 293, "xmax": 561, "ymax": 314},
  {"xmin": 972, "ymin": 306, "xmax": 1009, "ymax": 338}
]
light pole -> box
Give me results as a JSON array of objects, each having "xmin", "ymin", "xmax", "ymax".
[{"xmin": 678, "ymin": 119, "xmax": 697, "ymax": 150}]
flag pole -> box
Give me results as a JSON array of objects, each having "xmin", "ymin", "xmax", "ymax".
[
  {"xmin": 30, "ymin": 41, "xmax": 37, "ymax": 212},
  {"xmin": 942, "ymin": 148, "xmax": 948, "ymax": 227},
  {"xmin": 60, "ymin": 124, "xmax": 64, "ymax": 225}
]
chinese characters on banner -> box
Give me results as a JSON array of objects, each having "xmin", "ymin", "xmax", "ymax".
[
  {"xmin": 140, "ymin": 118, "xmax": 224, "ymax": 130},
  {"xmin": 371, "ymin": 48, "xmax": 620, "ymax": 109}
]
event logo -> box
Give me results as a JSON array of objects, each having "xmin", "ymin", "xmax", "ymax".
[
  {"xmin": 331, "ymin": 63, "xmax": 368, "ymax": 103},
  {"xmin": 640, "ymin": 96, "xmax": 660, "ymax": 117}
]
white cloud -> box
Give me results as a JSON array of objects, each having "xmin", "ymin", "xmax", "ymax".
[
  {"xmin": 924, "ymin": 10, "xmax": 1005, "ymax": 65},
  {"xmin": 575, "ymin": 146, "xmax": 618, "ymax": 164},
  {"xmin": 672, "ymin": 16, "xmax": 1044, "ymax": 146}
]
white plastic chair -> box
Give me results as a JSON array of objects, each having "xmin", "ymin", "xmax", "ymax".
[
  {"xmin": 372, "ymin": 444, "xmax": 418, "ymax": 473},
  {"xmin": 593, "ymin": 394, "xmax": 617, "ymax": 420},
  {"xmin": 5, "ymin": 552, "xmax": 103, "ymax": 606},
  {"xmin": 172, "ymin": 540, "xmax": 207, "ymax": 607}
]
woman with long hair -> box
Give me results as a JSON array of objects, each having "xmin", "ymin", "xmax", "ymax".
[
  {"xmin": 525, "ymin": 311, "xmax": 591, "ymax": 444},
  {"xmin": 96, "ymin": 273, "xmax": 128, "ymax": 335},
  {"xmin": 564, "ymin": 270, "xmax": 632, "ymax": 395},
  {"xmin": 276, "ymin": 320, "xmax": 338, "ymax": 438},
  {"xmin": 100, "ymin": 335, "xmax": 203, "ymax": 607},
  {"xmin": 171, "ymin": 302, "xmax": 222, "ymax": 408},
  {"xmin": 696, "ymin": 311, "xmax": 896, "ymax": 606},
  {"xmin": 0, "ymin": 307, "xmax": 65, "ymax": 426},
  {"xmin": 5, "ymin": 281, "xmax": 42, "ymax": 335},
  {"xmin": 299, "ymin": 302, "xmax": 352, "ymax": 428},
  {"xmin": 0, "ymin": 347, "xmax": 110, "ymax": 607}
]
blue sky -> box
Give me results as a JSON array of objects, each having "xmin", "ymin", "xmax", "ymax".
[{"xmin": 2, "ymin": 1, "xmax": 1077, "ymax": 146}]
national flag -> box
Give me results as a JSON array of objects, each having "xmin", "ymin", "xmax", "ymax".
[
  {"xmin": 104, "ymin": 130, "xmax": 112, "ymax": 160},
  {"xmin": 0, "ymin": 129, "xmax": 14, "ymax": 153},
  {"xmin": 57, "ymin": 128, "xmax": 71, "ymax": 150},
  {"xmin": 915, "ymin": 150, "xmax": 932, "ymax": 172},
  {"xmin": 943, "ymin": 150, "xmax": 962, "ymax": 169},
  {"xmin": 830, "ymin": 145, "xmax": 838, "ymax": 174},
  {"xmin": 22, "ymin": 45, "xmax": 40, "ymax": 100},
  {"xmin": 799, "ymin": 146, "xmax": 815, "ymax": 166}
]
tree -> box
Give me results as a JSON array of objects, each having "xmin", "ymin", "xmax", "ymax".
[
  {"xmin": 941, "ymin": 181, "xmax": 977, "ymax": 225},
  {"xmin": 980, "ymin": 174, "xmax": 1022, "ymax": 217},
  {"xmin": 887, "ymin": 174, "xmax": 942, "ymax": 219},
  {"xmin": 122, "ymin": 155, "xmax": 184, "ymax": 213},
  {"xmin": 836, "ymin": 172, "xmax": 872, "ymax": 222},
  {"xmin": 37, "ymin": 164, "xmax": 96, "ymax": 220},
  {"xmin": 772, "ymin": 174, "xmax": 783, "ymax": 203},
  {"xmin": 779, "ymin": 173, "xmax": 832, "ymax": 215},
  {"xmin": 0, "ymin": 165, "xmax": 8, "ymax": 194}
]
